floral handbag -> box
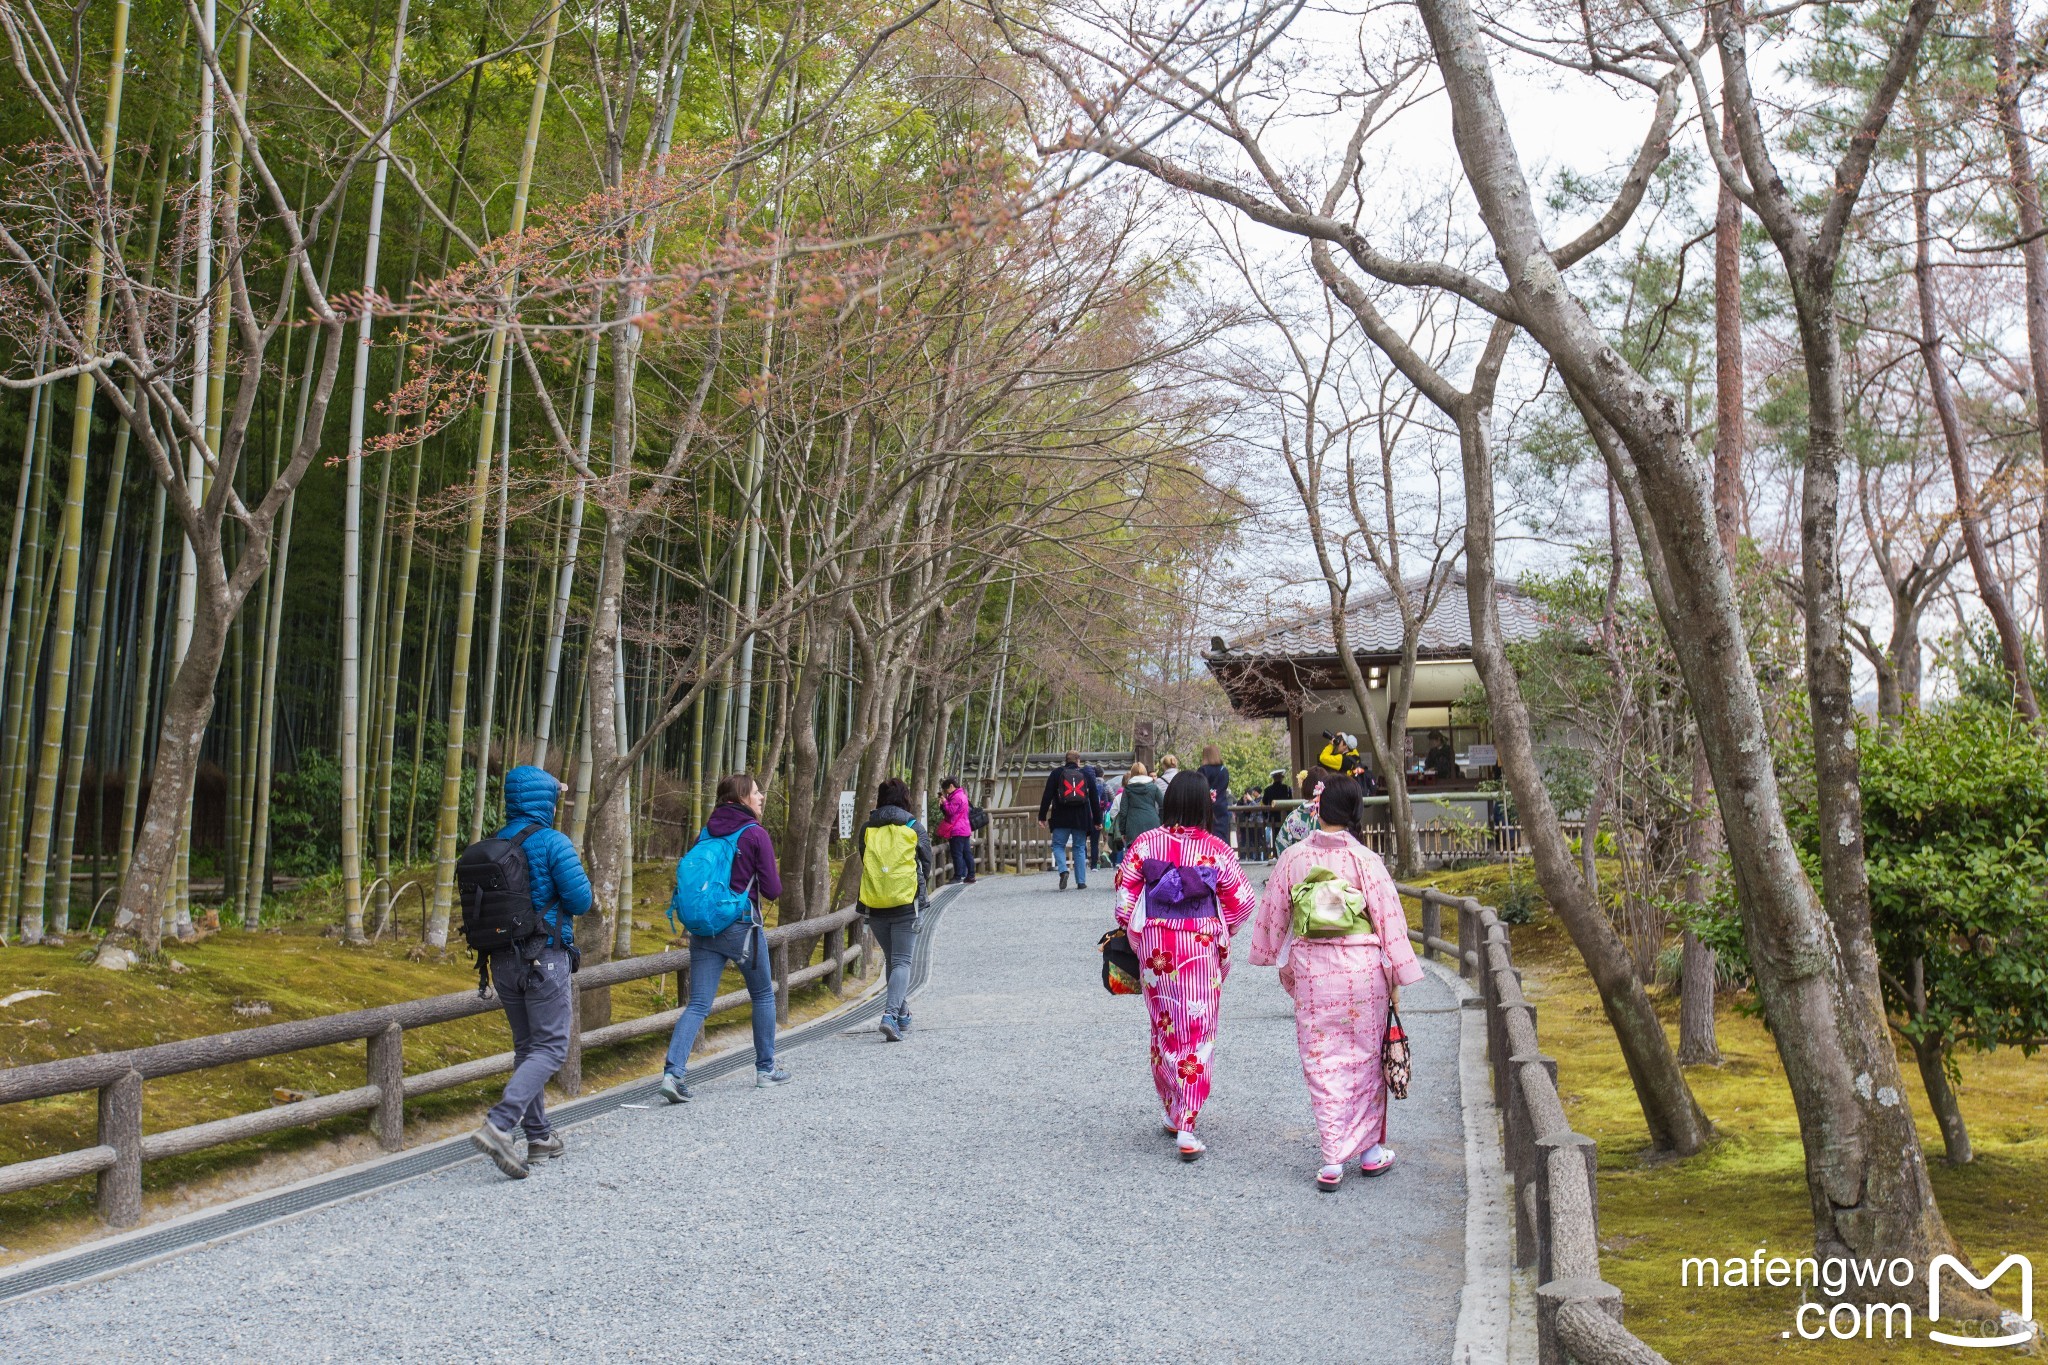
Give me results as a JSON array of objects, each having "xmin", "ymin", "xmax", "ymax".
[
  {"xmin": 1382, "ymin": 1005, "xmax": 1411, "ymax": 1099},
  {"xmin": 1099, "ymin": 927, "xmax": 1142, "ymax": 996}
]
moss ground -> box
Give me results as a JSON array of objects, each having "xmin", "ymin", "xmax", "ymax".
[
  {"xmin": 0, "ymin": 864, "xmax": 872, "ymax": 1265},
  {"xmin": 1414, "ymin": 862, "xmax": 2047, "ymax": 1363}
]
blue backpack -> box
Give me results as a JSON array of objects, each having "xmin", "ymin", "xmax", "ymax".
[{"xmin": 668, "ymin": 823, "xmax": 757, "ymax": 937}]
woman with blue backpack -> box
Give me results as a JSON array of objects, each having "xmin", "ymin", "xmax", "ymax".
[
  {"xmin": 1112, "ymin": 770, "xmax": 1258, "ymax": 1162},
  {"xmin": 658, "ymin": 773, "xmax": 791, "ymax": 1102},
  {"xmin": 856, "ymin": 777, "xmax": 932, "ymax": 1041},
  {"xmin": 1247, "ymin": 776, "xmax": 1423, "ymax": 1191}
]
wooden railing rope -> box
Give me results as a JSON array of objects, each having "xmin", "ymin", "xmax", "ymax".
[
  {"xmin": 1397, "ymin": 880, "xmax": 1671, "ymax": 1365},
  {"xmin": 0, "ymin": 905, "xmax": 872, "ymax": 1227}
]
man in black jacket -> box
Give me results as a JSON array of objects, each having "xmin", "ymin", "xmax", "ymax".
[{"xmin": 1037, "ymin": 750, "xmax": 1102, "ymax": 891}]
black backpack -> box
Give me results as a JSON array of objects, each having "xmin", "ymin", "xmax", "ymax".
[
  {"xmin": 968, "ymin": 803, "xmax": 989, "ymax": 833},
  {"xmin": 1054, "ymin": 768, "xmax": 1091, "ymax": 809},
  {"xmin": 456, "ymin": 824, "xmax": 545, "ymax": 994}
]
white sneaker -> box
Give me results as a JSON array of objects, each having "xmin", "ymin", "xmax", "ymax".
[{"xmin": 1176, "ymin": 1130, "xmax": 1205, "ymax": 1162}]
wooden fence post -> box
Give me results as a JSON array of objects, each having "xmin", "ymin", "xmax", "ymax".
[
  {"xmin": 773, "ymin": 941, "xmax": 791, "ymax": 1024},
  {"xmin": 97, "ymin": 1069, "xmax": 143, "ymax": 1227},
  {"xmin": 825, "ymin": 924, "xmax": 845, "ymax": 996},
  {"xmin": 368, "ymin": 1022, "xmax": 405, "ymax": 1151},
  {"xmin": 1421, "ymin": 897, "xmax": 1442, "ymax": 963},
  {"xmin": 555, "ymin": 986, "xmax": 584, "ymax": 1097}
]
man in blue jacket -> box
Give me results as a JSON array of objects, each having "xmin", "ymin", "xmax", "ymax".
[{"xmin": 471, "ymin": 765, "xmax": 593, "ymax": 1179}]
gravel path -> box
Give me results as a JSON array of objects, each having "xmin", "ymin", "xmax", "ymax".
[{"xmin": 1, "ymin": 872, "xmax": 1467, "ymax": 1363}]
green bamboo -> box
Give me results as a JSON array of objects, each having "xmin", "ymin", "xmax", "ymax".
[
  {"xmin": 20, "ymin": 0, "xmax": 132, "ymax": 940},
  {"xmin": 3, "ymin": 364, "xmax": 58, "ymax": 938},
  {"xmin": 429, "ymin": 1, "xmax": 562, "ymax": 943}
]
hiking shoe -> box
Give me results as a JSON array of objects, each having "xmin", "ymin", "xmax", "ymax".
[
  {"xmin": 879, "ymin": 1014, "xmax": 903, "ymax": 1042},
  {"xmin": 658, "ymin": 1073, "xmax": 693, "ymax": 1104},
  {"xmin": 755, "ymin": 1066, "xmax": 792, "ymax": 1088},
  {"xmin": 471, "ymin": 1121, "xmax": 529, "ymax": 1180},
  {"xmin": 1058, "ymin": 870, "xmax": 1069, "ymax": 891},
  {"xmin": 1316, "ymin": 1164, "xmax": 1344, "ymax": 1193},
  {"xmin": 526, "ymin": 1133, "xmax": 565, "ymax": 1160},
  {"xmin": 1359, "ymin": 1145, "xmax": 1397, "ymax": 1177},
  {"xmin": 1176, "ymin": 1130, "xmax": 1206, "ymax": 1162},
  {"xmin": 897, "ymin": 1012, "xmax": 912, "ymax": 1034}
]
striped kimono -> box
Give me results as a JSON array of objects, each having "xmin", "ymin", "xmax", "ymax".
[
  {"xmin": 1114, "ymin": 826, "xmax": 1258, "ymax": 1133},
  {"xmin": 1249, "ymin": 831, "xmax": 1424, "ymax": 1164}
]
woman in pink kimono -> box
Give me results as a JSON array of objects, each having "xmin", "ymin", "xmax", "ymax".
[
  {"xmin": 1249, "ymin": 776, "xmax": 1424, "ymax": 1191},
  {"xmin": 1114, "ymin": 771, "xmax": 1258, "ymax": 1162}
]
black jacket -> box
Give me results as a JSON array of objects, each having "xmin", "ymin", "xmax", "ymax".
[{"xmin": 1038, "ymin": 763, "xmax": 1104, "ymax": 831}]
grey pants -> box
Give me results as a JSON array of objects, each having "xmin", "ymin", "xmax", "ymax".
[
  {"xmin": 486, "ymin": 945, "xmax": 572, "ymax": 1138},
  {"xmin": 867, "ymin": 909, "xmax": 919, "ymax": 1019}
]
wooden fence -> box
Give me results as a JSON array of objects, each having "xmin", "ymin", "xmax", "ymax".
[
  {"xmin": 1403, "ymin": 881, "xmax": 1669, "ymax": 1365},
  {"xmin": 0, "ymin": 906, "xmax": 872, "ymax": 1228}
]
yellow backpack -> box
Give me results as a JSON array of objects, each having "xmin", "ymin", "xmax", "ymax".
[{"xmin": 860, "ymin": 822, "xmax": 921, "ymax": 908}]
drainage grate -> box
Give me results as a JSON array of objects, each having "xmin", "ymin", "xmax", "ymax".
[{"xmin": 0, "ymin": 883, "xmax": 961, "ymax": 1305}]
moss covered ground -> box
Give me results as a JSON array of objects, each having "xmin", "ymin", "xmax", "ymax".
[
  {"xmin": 1415, "ymin": 862, "xmax": 2047, "ymax": 1363},
  {"xmin": 0, "ymin": 865, "xmax": 871, "ymax": 1265}
]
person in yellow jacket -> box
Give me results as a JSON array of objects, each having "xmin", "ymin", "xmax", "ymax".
[
  {"xmin": 856, "ymin": 776, "xmax": 933, "ymax": 1041},
  {"xmin": 1318, "ymin": 732, "xmax": 1360, "ymax": 776}
]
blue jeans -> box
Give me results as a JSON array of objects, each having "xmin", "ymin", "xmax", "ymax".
[
  {"xmin": 662, "ymin": 919, "xmax": 776, "ymax": 1078},
  {"xmin": 1051, "ymin": 826, "xmax": 1087, "ymax": 884},
  {"xmin": 948, "ymin": 834, "xmax": 974, "ymax": 882}
]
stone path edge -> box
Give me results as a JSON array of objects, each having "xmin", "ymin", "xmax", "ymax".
[
  {"xmin": 0, "ymin": 882, "xmax": 960, "ymax": 1309},
  {"xmin": 1428, "ymin": 954, "xmax": 1513, "ymax": 1365}
]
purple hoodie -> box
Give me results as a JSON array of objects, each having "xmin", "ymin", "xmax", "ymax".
[{"xmin": 705, "ymin": 802, "xmax": 782, "ymax": 908}]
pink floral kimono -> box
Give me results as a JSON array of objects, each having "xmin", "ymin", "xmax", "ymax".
[
  {"xmin": 1114, "ymin": 826, "xmax": 1258, "ymax": 1133},
  {"xmin": 1249, "ymin": 830, "xmax": 1425, "ymax": 1164}
]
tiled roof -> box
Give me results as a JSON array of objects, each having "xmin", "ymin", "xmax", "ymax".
[{"xmin": 1208, "ymin": 571, "xmax": 1551, "ymax": 660}]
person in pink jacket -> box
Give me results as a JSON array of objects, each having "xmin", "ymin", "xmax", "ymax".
[
  {"xmin": 935, "ymin": 777, "xmax": 976, "ymax": 885},
  {"xmin": 1114, "ymin": 771, "xmax": 1259, "ymax": 1162},
  {"xmin": 1249, "ymin": 775, "xmax": 1425, "ymax": 1191}
]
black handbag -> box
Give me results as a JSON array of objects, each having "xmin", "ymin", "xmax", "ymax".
[{"xmin": 1099, "ymin": 927, "xmax": 1141, "ymax": 996}]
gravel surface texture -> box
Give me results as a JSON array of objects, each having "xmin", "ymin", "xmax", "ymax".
[{"xmin": 2, "ymin": 872, "xmax": 1467, "ymax": 1363}]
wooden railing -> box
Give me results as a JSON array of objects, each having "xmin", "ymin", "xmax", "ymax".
[
  {"xmin": 1399, "ymin": 881, "xmax": 1670, "ymax": 1365},
  {"xmin": 0, "ymin": 906, "xmax": 873, "ymax": 1228}
]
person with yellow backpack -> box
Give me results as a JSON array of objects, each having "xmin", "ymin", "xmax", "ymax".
[{"xmin": 856, "ymin": 777, "xmax": 932, "ymax": 1042}]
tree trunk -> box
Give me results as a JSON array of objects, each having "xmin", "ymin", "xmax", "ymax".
[
  {"xmin": 101, "ymin": 576, "xmax": 233, "ymax": 959},
  {"xmin": 1712, "ymin": 98, "xmax": 1744, "ymax": 558},
  {"xmin": 1911, "ymin": 136, "xmax": 2039, "ymax": 719},
  {"xmin": 1908, "ymin": 1028, "xmax": 1971, "ymax": 1166},
  {"xmin": 1989, "ymin": 0, "xmax": 2048, "ymax": 660},
  {"xmin": 1678, "ymin": 743, "xmax": 1721, "ymax": 1066},
  {"xmin": 1458, "ymin": 385, "xmax": 1709, "ymax": 1155},
  {"xmin": 1416, "ymin": 0, "xmax": 1957, "ymax": 1276}
]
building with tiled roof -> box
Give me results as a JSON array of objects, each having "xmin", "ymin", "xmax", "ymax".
[{"xmin": 1203, "ymin": 571, "xmax": 1554, "ymax": 788}]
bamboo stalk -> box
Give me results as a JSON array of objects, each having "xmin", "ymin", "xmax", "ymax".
[
  {"xmin": 339, "ymin": 0, "xmax": 414, "ymax": 944},
  {"xmin": 428, "ymin": 1, "xmax": 563, "ymax": 944},
  {"xmin": 471, "ymin": 363, "xmax": 513, "ymax": 841},
  {"xmin": 22, "ymin": 0, "xmax": 133, "ymax": 941}
]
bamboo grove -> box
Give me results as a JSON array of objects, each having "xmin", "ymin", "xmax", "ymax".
[{"xmin": 0, "ymin": 0, "xmax": 1229, "ymax": 961}]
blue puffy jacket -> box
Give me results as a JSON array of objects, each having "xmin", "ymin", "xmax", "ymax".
[{"xmin": 497, "ymin": 765, "xmax": 593, "ymax": 950}]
